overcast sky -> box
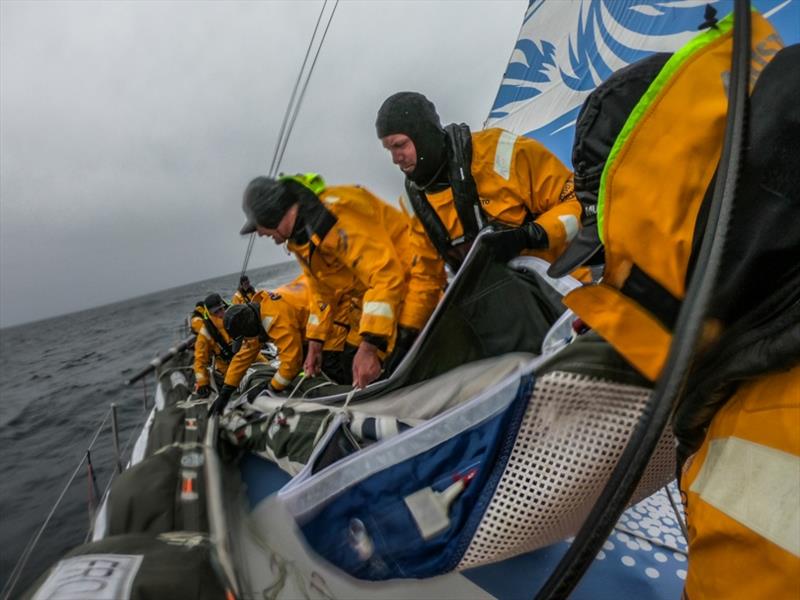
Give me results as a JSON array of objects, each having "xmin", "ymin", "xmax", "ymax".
[{"xmin": 0, "ymin": 0, "xmax": 526, "ymax": 327}]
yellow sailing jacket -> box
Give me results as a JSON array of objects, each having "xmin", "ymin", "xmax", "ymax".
[
  {"xmin": 223, "ymin": 289, "xmax": 301, "ymax": 392},
  {"xmin": 193, "ymin": 313, "xmax": 232, "ymax": 386},
  {"xmin": 554, "ymin": 11, "xmax": 791, "ymax": 599},
  {"xmin": 278, "ymin": 273, "xmax": 361, "ymax": 350},
  {"xmin": 681, "ymin": 365, "xmax": 800, "ymax": 600},
  {"xmin": 189, "ymin": 315, "xmax": 204, "ymax": 336},
  {"xmin": 232, "ymin": 288, "xmax": 266, "ymax": 305},
  {"xmin": 563, "ymin": 12, "xmax": 781, "ymax": 382},
  {"xmin": 410, "ymin": 128, "xmax": 582, "ymax": 266},
  {"xmin": 288, "ymin": 185, "xmax": 445, "ymax": 344}
]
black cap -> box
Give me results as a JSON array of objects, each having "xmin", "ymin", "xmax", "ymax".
[
  {"xmin": 204, "ymin": 293, "xmax": 225, "ymax": 312},
  {"xmin": 223, "ymin": 303, "xmax": 261, "ymax": 338},
  {"xmin": 239, "ymin": 275, "xmax": 250, "ymax": 284},
  {"xmin": 376, "ymin": 91, "xmax": 447, "ymax": 185},
  {"xmin": 240, "ymin": 177, "xmax": 298, "ymax": 234}
]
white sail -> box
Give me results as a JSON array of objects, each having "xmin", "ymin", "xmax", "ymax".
[{"xmin": 486, "ymin": 0, "xmax": 800, "ymax": 165}]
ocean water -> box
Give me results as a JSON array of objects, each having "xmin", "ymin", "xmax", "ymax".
[{"xmin": 0, "ymin": 261, "xmax": 300, "ymax": 595}]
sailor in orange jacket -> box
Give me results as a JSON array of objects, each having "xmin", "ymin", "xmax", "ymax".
[
  {"xmin": 193, "ymin": 293, "xmax": 235, "ymax": 398},
  {"xmin": 219, "ymin": 274, "xmax": 354, "ymax": 399},
  {"xmin": 375, "ymin": 92, "xmax": 583, "ymax": 275},
  {"xmin": 221, "ymin": 289, "xmax": 304, "ymax": 396},
  {"xmin": 238, "ymin": 174, "xmax": 446, "ymax": 389},
  {"xmin": 553, "ymin": 17, "xmax": 796, "ymax": 599},
  {"xmin": 188, "ymin": 301, "xmax": 205, "ymax": 335},
  {"xmin": 231, "ymin": 275, "xmax": 262, "ymax": 305}
]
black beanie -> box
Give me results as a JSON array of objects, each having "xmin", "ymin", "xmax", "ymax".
[
  {"xmin": 376, "ymin": 92, "xmax": 447, "ymax": 186},
  {"xmin": 204, "ymin": 293, "xmax": 225, "ymax": 312},
  {"xmin": 240, "ymin": 177, "xmax": 298, "ymax": 234},
  {"xmin": 223, "ymin": 303, "xmax": 262, "ymax": 338}
]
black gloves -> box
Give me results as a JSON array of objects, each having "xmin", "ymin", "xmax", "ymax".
[
  {"xmin": 384, "ymin": 326, "xmax": 419, "ymax": 375},
  {"xmin": 195, "ymin": 385, "xmax": 211, "ymax": 399},
  {"xmin": 522, "ymin": 221, "xmax": 549, "ymax": 249},
  {"xmin": 483, "ymin": 223, "xmax": 549, "ymax": 262},
  {"xmin": 208, "ymin": 384, "xmax": 237, "ymax": 417}
]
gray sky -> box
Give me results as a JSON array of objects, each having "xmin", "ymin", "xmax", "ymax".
[{"xmin": 0, "ymin": 0, "xmax": 526, "ymax": 327}]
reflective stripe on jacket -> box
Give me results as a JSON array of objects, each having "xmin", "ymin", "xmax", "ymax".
[
  {"xmin": 409, "ymin": 127, "xmax": 581, "ymax": 266},
  {"xmin": 289, "ymin": 185, "xmax": 445, "ymax": 343},
  {"xmin": 680, "ymin": 365, "xmax": 800, "ymax": 599}
]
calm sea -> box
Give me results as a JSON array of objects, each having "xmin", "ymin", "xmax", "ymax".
[{"xmin": 0, "ymin": 261, "xmax": 300, "ymax": 595}]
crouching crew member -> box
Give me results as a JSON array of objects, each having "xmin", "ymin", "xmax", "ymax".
[
  {"xmin": 376, "ymin": 92, "xmax": 585, "ymax": 276},
  {"xmin": 232, "ymin": 274, "xmax": 263, "ymax": 304},
  {"xmin": 193, "ymin": 293, "xmax": 235, "ymax": 399},
  {"xmin": 239, "ymin": 173, "xmax": 446, "ymax": 389},
  {"xmin": 209, "ymin": 275, "xmax": 329, "ymax": 415}
]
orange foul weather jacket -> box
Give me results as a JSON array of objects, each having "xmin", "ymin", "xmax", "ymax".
[
  {"xmin": 223, "ymin": 277, "xmax": 309, "ymax": 392},
  {"xmin": 560, "ymin": 13, "xmax": 797, "ymax": 599},
  {"xmin": 231, "ymin": 288, "xmax": 266, "ymax": 305},
  {"xmin": 193, "ymin": 313, "xmax": 233, "ymax": 387},
  {"xmin": 410, "ymin": 128, "xmax": 582, "ymax": 268},
  {"xmin": 288, "ymin": 185, "xmax": 446, "ymax": 348}
]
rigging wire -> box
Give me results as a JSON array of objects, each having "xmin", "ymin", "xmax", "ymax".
[
  {"xmin": 1, "ymin": 407, "xmax": 113, "ymax": 600},
  {"xmin": 267, "ymin": 0, "xmax": 330, "ymax": 178},
  {"xmin": 271, "ymin": 0, "xmax": 339, "ymax": 177},
  {"xmin": 240, "ymin": 0, "xmax": 339, "ymax": 278}
]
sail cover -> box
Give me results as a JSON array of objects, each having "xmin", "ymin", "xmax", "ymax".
[{"xmin": 486, "ymin": 0, "xmax": 800, "ymax": 166}]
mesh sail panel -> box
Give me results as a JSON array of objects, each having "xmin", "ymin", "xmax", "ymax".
[{"xmin": 458, "ymin": 371, "xmax": 674, "ymax": 569}]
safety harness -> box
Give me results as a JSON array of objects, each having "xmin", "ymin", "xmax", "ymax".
[
  {"xmin": 405, "ymin": 124, "xmax": 540, "ymax": 271},
  {"xmin": 202, "ymin": 316, "xmax": 235, "ymax": 362}
]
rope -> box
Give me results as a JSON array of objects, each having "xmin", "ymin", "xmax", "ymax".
[
  {"xmin": 0, "ymin": 453, "xmax": 89, "ymax": 600},
  {"xmin": 240, "ymin": 0, "xmax": 340, "ymax": 276},
  {"xmin": 288, "ymin": 373, "xmax": 309, "ymax": 400},
  {"xmin": 1, "ymin": 406, "xmax": 114, "ymax": 598},
  {"xmin": 267, "ymin": 0, "xmax": 330, "ymax": 178},
  {"xmin": 271, "ymin": 0, "xmax": 340, "ymax": 176}
]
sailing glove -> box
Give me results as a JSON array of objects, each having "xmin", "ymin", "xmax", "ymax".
[
  {"xmin": 522, "ymin": 221, "xmax": 549, "ymax": 249},
  {"xmin": 384, "ymin": 326, "xmax": 419, "ymax": 375},
  {"xmin": 195, "ymin": 384, "xmax": 211, "ymax": 399},
  {"xmin": 208, "ymin": 384, "xmax": 237, "ymax": 417}
]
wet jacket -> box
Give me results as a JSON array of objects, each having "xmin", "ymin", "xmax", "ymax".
[
  {"xmin": 232, "ymin": 288, "xmax": 265, "ymax": 305},
  {"xmin": 189, "ymin": 314, "xmax": 204, "ymax": 336},
  {"xmin": 278, "ymin": 274, "xmax": 360, "ymax": 350},
  {"xmin": 559, "ymin": 14, "xmax": 795, "ymax": 599},
  {"xmin": 224, "ymin": 284, "xmax": 306, "ymax": 392},
  {"xmin": 406, "ymin": 127, "xmax": 581, "ymax": 271},
  {"xmin": 193, "ymin": 313, "xmax": 233, "ymax": 386},
  {"xmin": 287, "ymin": 185, "xmax": 445, "ymax": 347}
]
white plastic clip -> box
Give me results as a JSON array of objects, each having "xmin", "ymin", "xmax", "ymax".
[{"xmin": 403, "ymin": 479, "xmax": 466, "ymax": 540}]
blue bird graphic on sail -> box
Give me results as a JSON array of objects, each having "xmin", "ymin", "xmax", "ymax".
[{"xmin": 486, "ymin": 0, "xmax": 799, "ymax": 166}]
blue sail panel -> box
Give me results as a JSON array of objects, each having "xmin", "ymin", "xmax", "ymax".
[{"xmin": 487, "ymin": 0, "xmax": 800, "ymax": 166}]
